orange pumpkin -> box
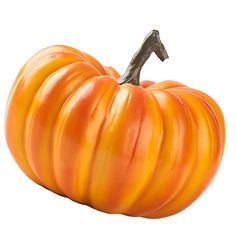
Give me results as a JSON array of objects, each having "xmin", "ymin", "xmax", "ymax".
[{"xmin": 5, "ymin": 30, "xmax": 225, "ymax": 218}]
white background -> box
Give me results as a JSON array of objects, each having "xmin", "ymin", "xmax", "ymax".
[{"xmin": 0, "ymin": 0, "xmax": 235, "ymax": 235}]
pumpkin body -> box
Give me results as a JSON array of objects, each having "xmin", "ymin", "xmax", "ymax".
[{"xmin": 5, "ymin": 45, "xmax": 225, "ymax": 218}]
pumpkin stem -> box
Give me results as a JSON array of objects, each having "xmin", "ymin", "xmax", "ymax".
[{"xmin": 117, "ymin": 30, "xmax": 169, "ymax": 85}]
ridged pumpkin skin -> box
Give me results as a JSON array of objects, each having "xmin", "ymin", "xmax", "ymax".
[{"xmin": 5, "ymin": 45, "xmax": 225, "ymax": 218}]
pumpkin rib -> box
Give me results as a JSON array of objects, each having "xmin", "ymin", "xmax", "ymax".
[
  {"xmin": 88, "ymin": 85, "xmax": 135, "ymax": 212},
  {"xmin": 52, "ymin": 76, "xmax": 108, "ymax": 198},
  {"xmin": 172, "ymin": 88, "xmax": 224, "ymax": 159},
  {"xmin": 85, "ymin": 83, "xmax": 120, "ymax": 206},
  {"xmin": 125, "ymin": 92, "xmax": 145, "ymax": 168},
  {"xmin": 133, "ymin": 89, "xmax": 174, "ymax": 217},
  {"xmin": 107, "ymin": 86, "xmax": 149, "ymax": 213},
  {"xmin": 139, "ymin": 89, "xmax": 198, "ymax": 217},
  {"xmin": 177, "ymin": 87, "xmax": 225, "ymax": 155},
  {"xmin": 122, "ymin": 90, "xmax": 164, "ymax": 216},
  {"xmin": 111, "ymin": 86, "xmax": 152, "ymax": 214},
  {"xmin": 73, "ymin": 77, "xmax": 119, "ymax": 204},
  {"xmin": 176, "ymin": 88, "xmax": 224, "ymax": 166},
  {"xmin": 87, "ymin": 85, "xmax": 121, "ymax": 208},
  {"xmin": 147, "ymin": 88, "xmax": 220, "ymax": 218},
  {"xmin": 25, "ymin": 62, "xmax": 103, "ymax": 194},
  {"xmin": 176, "ymin": 89, "xmax": 219, "ymax": 212}
]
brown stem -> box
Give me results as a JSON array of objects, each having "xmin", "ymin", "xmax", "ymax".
[{"xmin": 117, "ymin": 30, "xmax": 169, "ymax": 85}]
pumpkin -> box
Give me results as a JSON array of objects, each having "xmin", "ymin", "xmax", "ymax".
[{"xmin": 5, "ymin": 30, "xmax": 225, "ymax": 218}]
